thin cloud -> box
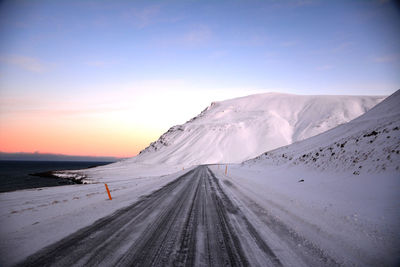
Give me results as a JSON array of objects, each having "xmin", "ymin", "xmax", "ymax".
[
  {"xmin": 373, "ymin": 54, "xmax": 399, "ymax": 63},
  {"xmin": 85, "ymin": 61, "xmax": 107, "ymax": 67},
  {"xmin": 317, "ymin": 64, "xmax": 334, "ymax": 71},
  {"xmin": 0, "ymin": 55, "xmax": 46, "ymax": 72},
  {"xmin": 84, "ymin": 60, "xmax": 118, "ymax": 68},
  {"xmin": 0, "ymin": 93, "xmax": 128, "ymax": 116},
  {"xmin": 292, "ymin": 0, "xmax": 316, "ymax": 7},
  {"xmin": 124, "ymin": 5, "xmax": 161, "ymax": 29},
  {"xmin": 308, "ymin": 41, "xmax": 354, "ymax": 55},
  {"xmin": 182, "ymin": 25, "xmax": 212, "ymax": 45},
  {"xmin": 271, "ymin": 0, "xmax": 317, "ymax": 9},
  {"xmin": 209, "ymin": 50, "xmax": 228, "ymax": 59},
  {"xmin": 332, "ymin": 42, "xmax": 354, "ymax": 52},
  {"xmin": 281, "ymin": 41, "xmax": 298, "ymax": 47},
  {"xmin": 2, "ymin": 103, "xmax": 127, "ymax": 116},
  {"xmin": 229, "ymin": 34, "xmax": 268, "ymax": 47}
]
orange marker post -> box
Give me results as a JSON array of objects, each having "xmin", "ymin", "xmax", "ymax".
[
  {"xmin": 105, "ymin": 183, "xmax": 112, "ymax": 200},
  {"xmin": 225, "ymin": 165, "xmax": 228, "ymax": 176}
]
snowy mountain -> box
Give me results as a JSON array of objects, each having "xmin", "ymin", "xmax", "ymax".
[
  {"xmin": 2, "ymin": 91, "xmax": 397, "ymax": 267},
  {"xmin": 128, "ymin": 93, "xmax": 384, "ymax": 166},
  {"xmin": 246, "ymin": 90, "xmax": 400, "ymax": 174}
]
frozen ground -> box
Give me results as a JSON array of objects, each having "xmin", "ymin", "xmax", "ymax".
[
  {"xmin": 230, "ymin": 90, "xmax": 400, "ymax": 265},
  {"xmin": 10, "ymin": 165, "xmax": 393, "ymax": 267},
  {"xmin": 210, "ymin": 164, "xmax": 400, "ymax": 266},
  {"xmin": 0, "ymin": 166, "xmax": 192, "ymax": 266},
  {"xmin": 16, "ymin": 166, "xmax": 319, "ymax": 267},
  {"xmin": 0, "ymin": 91, "xmax": 398, "ymax": 266},
  {"xmin": 3, "ymin": 163, "xmax": 398, "ymax": 266}
]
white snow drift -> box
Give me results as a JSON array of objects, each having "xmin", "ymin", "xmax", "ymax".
[
  {"xmin": 217, "ymin": 90, "xmax": 400, "ymax": 266},
  {"xmin": 247, "ymin": 90, "xmax": 400, "ymax": 174},
  {"xmin": 79, "ymin": 93, "xmax": 383, "ymax": 183},
  {"xmin": 107, "ymin": 93, "xmax": 384, "ymax": 168}
]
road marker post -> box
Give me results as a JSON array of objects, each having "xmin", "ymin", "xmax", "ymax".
[
  {"xmin": 105, "ymin": 183, "xmax": 112, "ymax": 200},
  {"xmin": 225, "ymin": 165, "xmax": 228, "ymax": 175}
]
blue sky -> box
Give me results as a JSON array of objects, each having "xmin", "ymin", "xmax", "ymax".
[{"xmin": 0, "ymin": 0, "xmax": 399, "ymax": 157}]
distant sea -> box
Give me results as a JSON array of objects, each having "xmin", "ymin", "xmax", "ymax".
[{"xmin": 0, "ymin": 160, "xmax": 112, "ymax": 193}]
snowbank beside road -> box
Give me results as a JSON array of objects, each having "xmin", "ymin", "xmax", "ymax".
[
  {"xmin": 0, "ymin": 167, "xmax": 193, "ymax": 266},
  {"xmin": 211, "ymin": 164, "xmax": 400, "ymax": 266},
  {"xmin": 247, "ymin": 90, "xmax": 400, "ymax": 175},
  {"xmin": 220, "ymin": 90, "xmax": 400, "ymax": 265}
]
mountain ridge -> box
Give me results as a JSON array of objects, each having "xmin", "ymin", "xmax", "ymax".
[
  {"xmin": 130, "ymin": 92, "xmax": 384, "ymax": 166},
  {"xmin": 245, "ymin": 90, "xmax": 400, "ymax": 174}
]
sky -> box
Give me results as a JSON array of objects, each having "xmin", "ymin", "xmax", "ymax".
[{"xmin": 0, "ymin": 0, "xmax": 399, "ymax": 158}]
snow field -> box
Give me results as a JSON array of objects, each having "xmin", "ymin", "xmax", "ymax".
[
  {"xmin": 0, "ymin": 166, "xmax": 194, "ymax": 266},
  {"xmin": 211, "ymin": 164, "xmax": 400, "ymax": 266},
  {"xmin": 248, "ymin": 90, "xmax": 400, "ymax": 175},
  {"xmin": 1, "ymin": 91, "xmax": 398, "ymax": 266},
  {"xmin": 132, "ymin": 93, "xmax": 384, "ymax": 166}
]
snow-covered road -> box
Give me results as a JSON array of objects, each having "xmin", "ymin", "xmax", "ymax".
[{"xmin": 16, "ymin": 166, "xmax": 336, "ymax": 267}]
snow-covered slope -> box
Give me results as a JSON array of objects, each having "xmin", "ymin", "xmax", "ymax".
[
  {"xmin": 127, "ymin": 93, "xmax": 384, "ymax": 166},
  {"xmin": 246, "ymin": 90, "xmax": 400, "ymax": 174},
  {"xmin": 1, "ymin": 91, "xmax": 396, "ymax": 266},
  {"xmin": 220, "ymin": 90, "xmax": 400, "ymax": 265}
]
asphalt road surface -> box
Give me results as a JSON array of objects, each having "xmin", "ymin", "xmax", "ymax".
[{"xmin": 18, "ymin": 166, "xmax": 337, "ymax": 267}]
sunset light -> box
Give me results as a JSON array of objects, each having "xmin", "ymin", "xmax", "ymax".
[
  {"xmin": 1, "ymin": 0, "xmax": 399, "ymax": 158},
  {"xmin": 1, "ymin": 1, "xmax": 400, "ymax": 266}
]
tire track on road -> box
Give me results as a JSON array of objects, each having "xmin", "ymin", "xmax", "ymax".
[
  {"xmin": 18, "ymin": 166, "xmax": 287, "ymax": 267},
  {"xmin": 17, "ymin": 168, "xmax": 198, "ymax": 267}
]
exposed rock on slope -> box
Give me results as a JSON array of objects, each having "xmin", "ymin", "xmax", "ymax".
[
  {"xmin": 247, "ymin": 90, "xmax": 400, "ymax": 174},
  {"xmin": 131, "ymin": 93, "xmax": 384, "ymax": 166}
]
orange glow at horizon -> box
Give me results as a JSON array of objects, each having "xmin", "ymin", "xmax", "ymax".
[
  {"xmin": 0, "ymin": 83, "xmax": 262, "ymax": 158},
  {"xmin": 0, "ymin": 111, "xmax": 161, "ymax": 158}
]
